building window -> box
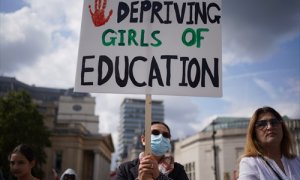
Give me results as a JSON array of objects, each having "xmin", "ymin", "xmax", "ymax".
[
  {"xmin": 54, "ymin": 151, "xmax": 63, "ymax": 173},
  {"xmin": 184, "ymin": 162, "xmax": 195, "ymax": 180}
]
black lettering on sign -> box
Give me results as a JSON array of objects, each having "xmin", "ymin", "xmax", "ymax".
[
  {"xmin": 80, "ymin": 55, "xmax": 219, "ymax": 89},
  {"xmin": 81, "ymin": 56, "xmax": 95, "ymax": 85},
  {"xmin": 98, "ymin": 55, "xmax": 113, "ymax": 86},
  {"xmin": 115, "ymin": 56, "xmax": 129, "ymax": 87},
  {"xmin": 117, "ymin": 1, "xmax": 221, "ymax": 25},
  {"xmin": 179, "ymin": 57, "xmax": 219, "ymax": 88}
]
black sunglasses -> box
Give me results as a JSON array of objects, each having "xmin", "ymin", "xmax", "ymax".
[
  {"xmin": 255, "ymin": 118, "xmax": 282, "ymax": 129},
  {"xmin": 151, "ymin": 129, "xmax": 171, "ymax": 138}
]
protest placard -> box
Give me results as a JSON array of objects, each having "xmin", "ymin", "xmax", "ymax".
[{"xmin": 75, "ymin": 0, "xmax": 222, "ymax": 97}]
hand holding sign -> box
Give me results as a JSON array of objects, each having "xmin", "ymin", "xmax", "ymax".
[{"xmin": 89, "ymin": 0, "xmax": 113, "ymax": 27}]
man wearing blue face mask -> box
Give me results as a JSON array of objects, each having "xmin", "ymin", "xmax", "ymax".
[{"xmin": 116, "ymin": 121, "xmax": 189, "ymax": 180}]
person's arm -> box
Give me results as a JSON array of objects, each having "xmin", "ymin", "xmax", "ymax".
[
  {"xmin": 52, "ymin": 168, "xmax": 59, "ymax": 180},
  {"xmin": 116, "ymin": 164, "xmax": 131, "ymax": 180},
  {"xmin": 238, "ymin": 157, "xmax": 259, "ymax": 180}
]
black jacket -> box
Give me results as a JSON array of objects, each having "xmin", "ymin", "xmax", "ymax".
[{"xmin": 116, "ymin": 158, "xmax": 189, "ymax": 180}]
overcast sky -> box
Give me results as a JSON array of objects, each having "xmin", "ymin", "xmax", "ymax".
[{"xmin": 1, "ymin": 0, "xmax": 299, "ymax": 165}]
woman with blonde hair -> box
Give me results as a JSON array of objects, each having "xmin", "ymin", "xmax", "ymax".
[{"xmin": 238, "ymin": 106, "xmax": 300, "ymax": 180}]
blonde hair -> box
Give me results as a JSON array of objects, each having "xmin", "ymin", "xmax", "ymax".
[{"xmin": 242, "ymin": 106, "xmax": 295, "ymax": 159}]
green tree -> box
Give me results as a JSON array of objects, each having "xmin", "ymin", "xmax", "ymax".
[{"xmin": 0, "ymin": 91, "xmax": 51, "ymax": 180}]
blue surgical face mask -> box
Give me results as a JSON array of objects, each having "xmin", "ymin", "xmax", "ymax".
[{"xmin": 151, "ymin": 134, "xmax": 171, "ymax": 156}]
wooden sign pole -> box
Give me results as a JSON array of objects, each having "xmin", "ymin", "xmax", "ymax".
[
  {"xmin": 144, "ymin": 94, "xmax": 152, "ymax": 155},
  {"xmin": 144, "ymin": 94, "xmax": 153, "ymax": 180}
]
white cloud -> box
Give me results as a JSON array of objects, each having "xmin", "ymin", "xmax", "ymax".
[
  {"xmin": 0, "ymin": 0, "xmax": 84, "ymax": 74},
  {"xmin": 0, "ymin": 7, "xmax": 52, "ymax": 73},
  {"xmin": 11, "ymin": 34, "xmax": 78, "ymax": 88},
  {"xmin": 254, "ymin": 78, "xmax": 278, "ymax": 99}
]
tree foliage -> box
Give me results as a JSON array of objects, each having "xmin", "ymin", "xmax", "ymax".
[{"xmin": 0, "ymin": 91, "xmax": 51, "ymax": 179}]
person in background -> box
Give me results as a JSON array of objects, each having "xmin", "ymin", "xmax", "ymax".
[
  {"xmin": 238, "ymin": 106, "xmax": 300, "ymax": 180},
  {"xmin": 52, "ymin": 168, "xmax": 59, "ymax": 180},
  {"xmin": 9, "ymin": 144, "xmax": 40, "ymax": 180},
  {"xmin": 116, "ymin": 121, "xmax": 189, "ymax": 180},
  {"xmin": 60, "ymin": 168, "xmax": 77, "ymax": 180}
]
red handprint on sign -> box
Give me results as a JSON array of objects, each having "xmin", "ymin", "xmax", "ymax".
[{"xmin": 89, "ymin": 0, "xmax": 113, "ymax": 27}]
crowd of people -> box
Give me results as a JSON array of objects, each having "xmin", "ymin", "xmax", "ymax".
[{"xmin": 4, "ymin": 106, "xmax": 300, "ymax": 180}]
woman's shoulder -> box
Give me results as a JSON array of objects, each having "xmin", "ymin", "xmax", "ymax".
[
  {"xmin": 239, "ymin": 156, "xmax": 264, "ymax": 169},
  {"xmin": 240, "ymin": 156, "xmax": 259, "ymax": 163},
  {"xmin": 283, "ymin": 155, "xmax": 300, "ymax": 164}
]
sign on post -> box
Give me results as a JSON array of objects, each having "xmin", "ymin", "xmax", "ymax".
[{"xmin": 75, "ymin": 0, "xmax": 222, "ymax": 97}]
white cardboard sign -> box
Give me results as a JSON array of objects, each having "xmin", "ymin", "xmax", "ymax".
[{"xmin": 75, "ymin": 0, "xmax": 222, "ymax": 97}]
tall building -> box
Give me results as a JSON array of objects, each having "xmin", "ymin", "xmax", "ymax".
[
  {"xmin": 118, "ymin": 98, "xmax": 164, "ymax": 161},
  {"xmin": 0, "ymin": 76, "xmax": 114, "ymax": 180},
  {"xmin": 174, "ymin": 117, "xmax": 300, "ymax": 180}
]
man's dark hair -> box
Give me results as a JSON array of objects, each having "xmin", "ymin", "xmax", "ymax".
[
  {"xmin": 151, "ymin": 121, "xmax": 171, "ymax": 134},
  {"xmin": 143, "ymin": 121, "xmax": 171, "ymax": 135}
]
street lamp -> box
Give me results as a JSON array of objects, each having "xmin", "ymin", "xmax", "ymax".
[{"xmin": 212, "ymin": 121, "xmax": 218, "ymax": 180}]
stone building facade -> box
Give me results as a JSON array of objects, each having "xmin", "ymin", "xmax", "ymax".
[{"xmin": 0, "ymin": 76, "xmax": 114, "ymax": 180}]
